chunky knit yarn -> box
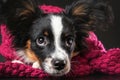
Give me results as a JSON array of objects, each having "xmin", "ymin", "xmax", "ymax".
[{"xmin": 0, "ymin": 5, "xmax": 120, "ymax": 78}]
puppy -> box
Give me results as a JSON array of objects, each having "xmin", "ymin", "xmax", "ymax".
[{"xmin": 0, "ymin": 0, "xmax": 113, "ymax": 76}]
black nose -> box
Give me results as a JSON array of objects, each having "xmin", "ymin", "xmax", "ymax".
[{"xmin": 52, "ymin": 59, "xmax": 66, "ymax": 70}]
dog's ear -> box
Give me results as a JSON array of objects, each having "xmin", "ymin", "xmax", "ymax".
[
  {"xmin": 65, "ymin": 0, "xmax": 114, "ymax": 52},
  {"xmin": 2, "ymin": 0, "xmax": 41, "ymax": 25},
  {"xmin": 1, "ymin": 0, "xmax": 42, "ymax": 48},
  {"xmin": 65, "ymin": 0, "xmax": 114, "ymax": 30}
]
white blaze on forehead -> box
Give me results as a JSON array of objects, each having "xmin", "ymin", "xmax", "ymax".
[
  {"xmin": 50, "ymin": 15, "xmax": 67, "ymax": 59},
  {"xmin": 50, "ymin": 15, "xmax": 63, "ymax": 40}
]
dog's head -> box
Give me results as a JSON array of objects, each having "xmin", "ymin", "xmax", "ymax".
[{"xmin": 1, "ymin": 0, "xmax": 113, "ymax": 76}]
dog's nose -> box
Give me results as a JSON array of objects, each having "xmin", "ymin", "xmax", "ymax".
[{"xmin": 52, "ymin": 59, "xmax": 66, "ymax": 70}]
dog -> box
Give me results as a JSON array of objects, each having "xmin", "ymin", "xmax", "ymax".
[{"xmin": 0, "ymin": 0, "xmax": 113, "ymax": 76}]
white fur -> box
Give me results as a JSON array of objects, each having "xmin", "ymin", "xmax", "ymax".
[
  {"xmin": 12, "ymin": 60, "xmax": 24, "ymax": 64},
  {"xmin": 32, "ymin": 61, "xmax": 41, "ymax": 69},
  {"xmin": 50, "ymin": 15, "xmax": 69, "ymax": 60}
]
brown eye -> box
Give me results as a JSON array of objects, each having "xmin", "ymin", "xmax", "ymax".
[
  {"xmin": 66, "ymin": 37, "xmax": 74, "ymax": 47},
  {"xmin": 36, "ymin": 37, "xmax": 47, "ymax": 47}
]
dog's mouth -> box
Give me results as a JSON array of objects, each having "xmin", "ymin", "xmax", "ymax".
[
  {"xmin": 43, "ymin": 66, "xmax": 70, "ymax": 76},
  {"xmin": 41, "ymin": 57, "xmax": 71, "ymax": 76}
]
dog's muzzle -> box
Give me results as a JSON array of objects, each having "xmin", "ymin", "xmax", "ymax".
[
  {"xmin": 51, "ymin": 59, "xmax": 67, "ymax": 71},
  {"xmin": 42, "ymin": 55, "xmax": 70, "ymax": 76}
]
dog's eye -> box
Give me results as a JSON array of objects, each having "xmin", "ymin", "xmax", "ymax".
[
  {"xmin": 36, "ymin": 37, "xmax": 47, "ymax": 47},
  {"xmin": 66, "ymin": 37, "xmax": 74, "ymax": 47}
]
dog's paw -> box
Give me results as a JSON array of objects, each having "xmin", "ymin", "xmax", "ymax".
[{"xmin": 32, "ymin": 61, "xmax": 41, "ymax": 69}]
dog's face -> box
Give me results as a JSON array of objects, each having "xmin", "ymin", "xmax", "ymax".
[
  {"xmin": 1, "ymin": 0, "xmax": 113, "ymax": 76},
  {"xmin": 29, "ymin": 14, "xmax": 75, "ymax": 76}
]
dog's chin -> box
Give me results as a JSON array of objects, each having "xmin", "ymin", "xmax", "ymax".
[
  {"xmin": 41, "ymin": 61, "xmax": 71, "ymax": 76},
  {"xmin": 43, "ymin": 67, "xmax": 70, "ymax": 76}
]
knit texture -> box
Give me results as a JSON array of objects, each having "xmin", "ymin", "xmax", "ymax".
[{"xmin": 0, "ymin": 5, "xmax": 120, "ymax": 78}]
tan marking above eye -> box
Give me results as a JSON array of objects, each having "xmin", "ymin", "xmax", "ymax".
[{"xmin": 44, "ymin": 31, "xmax": 49, "ymax": 36}]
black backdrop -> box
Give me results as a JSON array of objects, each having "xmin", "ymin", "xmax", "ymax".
[{"xmin": 39, "ymin": 0, "xmax": 120, "ymax": 49}]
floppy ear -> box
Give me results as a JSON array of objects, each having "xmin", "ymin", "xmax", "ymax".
[
  {"xmin": 65, "ymin": 0, "xmax": 114, "ymax": 30},
  {"xmin": 1, "ymin": 0, "xmax": 42, "ymax": 48},
  {"xmin": 2, "ymin": 0, "xmax": 41, "ymax": 25},
  {"xmin": 65, "ymin": 0, "xmax": 114, "ymax": 52}
]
